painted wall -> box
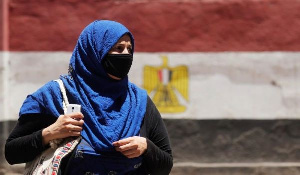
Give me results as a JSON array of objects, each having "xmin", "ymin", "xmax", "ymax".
[
  {"xmin": 0, "ymin": 1, "xmax": 3, "ymax": 50},
  {"xmin": 1, "ymin": 52, "xmax": 300, "ymax": 122},
  {"xmin": 2, "ymin": 0, "xmax": 300, "ymax": 174},
  {"xmin": 7, "ymin": 0, "xmax": 300, "ymax": 52}
]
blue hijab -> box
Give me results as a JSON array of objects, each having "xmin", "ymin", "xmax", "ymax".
[{"xmin": 19, "ymin": 20, "xmax": 148, "ymax": 152}]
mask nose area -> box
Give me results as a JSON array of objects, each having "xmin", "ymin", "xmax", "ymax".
[{"xmin": 102, "ymin": 54, "xmax": 133, "ymax": 79}]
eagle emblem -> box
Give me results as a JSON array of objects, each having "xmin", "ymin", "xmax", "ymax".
[{"xmin": 143, "ymin": 56, "xmax": 189, "ymax": 113}]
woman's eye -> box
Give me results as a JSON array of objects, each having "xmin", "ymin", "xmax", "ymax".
[
  {"xmin": 111, "ymin": 45, "xmax": 132, "ymax": 53},
  {"xmin": 115, "ymin": 46, "xmax": 124, "ymax": 52},
  {"xmin": 128, "ymin": 48, "xmax": 132, "ymax": 53}
]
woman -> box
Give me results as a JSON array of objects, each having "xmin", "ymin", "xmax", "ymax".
[{"xmin": 5, "ymin": 20, "xmax": 173, "ymax": 175}]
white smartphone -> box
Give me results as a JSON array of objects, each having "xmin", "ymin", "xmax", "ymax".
[{"xmin": 66, "ymin": 104, "xmax": 81, "ymax": 114}]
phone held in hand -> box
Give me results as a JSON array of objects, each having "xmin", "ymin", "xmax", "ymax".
[{"xmin": 66, "ymin": 104, "xmax": 81, "ymax": 114}]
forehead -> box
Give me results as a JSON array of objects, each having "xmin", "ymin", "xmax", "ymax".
[{"xmin": 116, "ymin": 34, "xmax": 132, "ymax": 44}]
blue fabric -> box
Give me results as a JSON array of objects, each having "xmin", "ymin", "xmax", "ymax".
[
  {"xmin": 19, "ymin": 20, "xmax": 148, "ymax": 153},
  {"xmin": 66, "ymin": 139, "xmax": 145, "ymax": 175}
]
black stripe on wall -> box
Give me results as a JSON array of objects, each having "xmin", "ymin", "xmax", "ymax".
[{"xmin": 2, "ymin": 119, "xmax": 300, "ymax": 174}]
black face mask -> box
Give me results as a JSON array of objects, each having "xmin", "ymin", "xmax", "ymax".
[{"xmin": 102, "ymin": 54, "xmax": 133, "ymax": 79}]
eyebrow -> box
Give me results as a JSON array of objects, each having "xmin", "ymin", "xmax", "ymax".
[{"xmin": 115, "ymin": 43, "xmax": 132, "ymax": 47}]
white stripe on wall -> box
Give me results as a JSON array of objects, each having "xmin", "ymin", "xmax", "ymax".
[
  {"xmin": 2, "ymin": 51, "xmax": 9, "ymax": 121},
  {"xmin": 0, "ymin": 52, "xmax": 300, "ymax": 121}
]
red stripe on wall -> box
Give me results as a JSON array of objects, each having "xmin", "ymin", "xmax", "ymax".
[
  {"xmin": 0, "ymin": 1, "xmax": 3, "ymax": 50},
  {"xmin": 0, "ymin": 0, "xmax": 8, "ymax": 51},
  {"xmin": 2, "ymin": 0, "xmax": 9, "ymax": 51},
  {"xmin": 7, "ymin": 0, "xmax": 300, "ymax": 52}
]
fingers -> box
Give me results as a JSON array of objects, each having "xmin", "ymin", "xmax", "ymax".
[
  {"xmin": 60, "ymin": 113, "xmax": 84, "ymax": 126},
  {"xmin": 64, "ymin": 120, "xmax": 84, "ymax": 137},
  {"xmin": 69, "ymin": 119, "xmax": 84, "ymax": 126},
  {"xmin": 55, "ymin": 114, "xmax": 84, "ymax": 137},
  {"xmin": 66, "ymin": 112, "xmax": 84, "ymax": 121},
  {"xmin": 115, "ymin": 143, "xmax": 138, "ymax": 152},
  {"xmin": 114, "ymin": 142, "xmax": 140, "ymax": 158},
  {"xmin": 68, "ymin": 130, "xmax": 82, "ymax": 137},
  {"xmin": 66, "ymin": 124, "xmax": 83, "ymax": 132},
  {"xmin": 112, "ymin": 137, "xmax": 132, "ymax": 147},
  {"xmin": 119, "ymin": 149, "xmax": 140, "ymax": 158},
  {"xmin": 113, "ymin": 136, "xmax": 147, "ymax": 158}
]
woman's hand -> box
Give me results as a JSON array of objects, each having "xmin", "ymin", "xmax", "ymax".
[
  {"xmin": 112, "ymin": 136, "xmax": 147, "ymax": 158},
  {"xmin": 42, "ymin": 113, "xmax": 84, "ymax": 145}
]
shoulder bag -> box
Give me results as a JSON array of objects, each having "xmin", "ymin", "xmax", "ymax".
[{"xmin": 24, "ymin": 79, "xmax": 81, "ymax": 175}]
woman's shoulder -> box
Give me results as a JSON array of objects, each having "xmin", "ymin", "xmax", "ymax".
[
  {"xmin": 28, "ymin": 80, "xmax": 62, "ymax": 103},
  {"xmin": 35, "ymin": 80, "xmax": 60, "ymax": 94},
  {"xmin": 19, "ymin": 80, "xmax": 62, "ymax": 116},
  {"xmin": 44, "ymin": 80, "xmax": 61, "ymax": 90}
]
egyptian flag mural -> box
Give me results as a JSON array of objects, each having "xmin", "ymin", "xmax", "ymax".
[{"xmin": 2, "ymin": 0, "xmax": 300, "ymax": 174}]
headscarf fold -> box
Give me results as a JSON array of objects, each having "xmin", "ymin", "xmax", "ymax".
[{"xmin": 20, "ymin": 20, "xmax": 148, "ymax": 152}]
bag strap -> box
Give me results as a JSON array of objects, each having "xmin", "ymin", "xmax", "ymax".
[{"xmin": 54, "ymin": 79, "xmax": 69, "ymax": 114}]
